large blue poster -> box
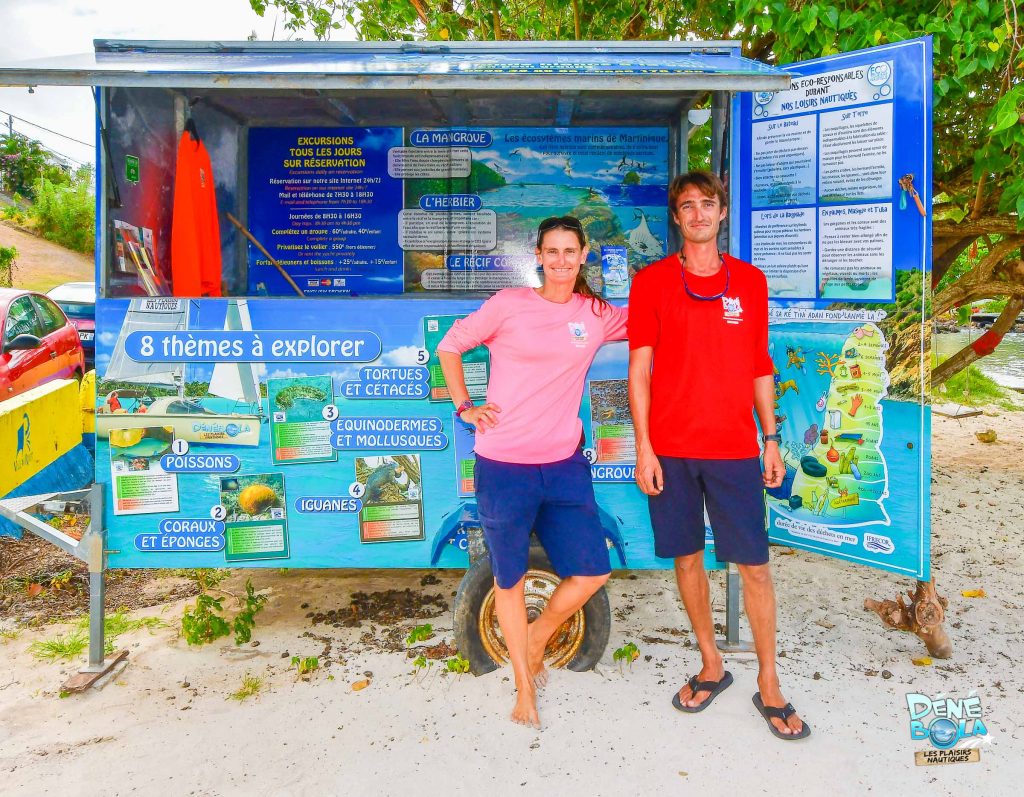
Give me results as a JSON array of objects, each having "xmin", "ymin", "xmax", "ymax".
[
  {"xmin": 246, "ymin": 127, "xmax": 406, "ymax": 296},
  {"xmin": 739, "ymin": 39, "xmax": 932, "ymax": 579}
]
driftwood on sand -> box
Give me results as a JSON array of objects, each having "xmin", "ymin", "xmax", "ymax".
[{"xmin": 864, "ymin": 579, "xmax": 952, "ymax": 658}]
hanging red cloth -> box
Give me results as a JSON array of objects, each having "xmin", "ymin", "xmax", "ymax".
[{"xmin": 171, "ymin": 130, "xmax": 223, "ymax": 296}]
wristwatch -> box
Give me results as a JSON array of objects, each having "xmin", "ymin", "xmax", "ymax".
[
  {"xmin": 455, "ymin": 399, "xmax": 474, "ymax": 418},
  {"xmin": 762, "ymin": 433, "xmax": 782, "ymax": 445}
]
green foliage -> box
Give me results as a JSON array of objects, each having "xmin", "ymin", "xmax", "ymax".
[
  {"xmin": 29, "ymin": 167, "xmax": 95, "ymax": 254},
  {"xmin": 981, "ymin": 297, "xmax": 1010, "ymax": 312},
  {"xmin": 29, "ymin": 630, "xmax": 89, "ymax": 661},
  {"xmin": 227, "ymin": 672, "xmax": 263, "ymax": 701},
  {"xmin": 180, "ymin": 575, "xmax": 267, "ymax": 647},
  {"xmin": 405, "ymin": 623, "xmax": 434, "ymax": 645},
  {"xmin": 76, "ymin": 609, "xmax": 164, "ymax": 640},
  {"xmin": 0, "ymin": 135, "xmax": 71, "ymax": 198},
  {"xmin": 232, "ymin": 579, "xmax": 269, "ymax": 645},
  {"xmin": 178, "ymin": 568, "xmax": 232, "ymax": 593},
  {"xmin": 612, "ymin": 641, "xmax": 640, "ymax": 671},
  {"xmin": 445, "ymin": 653, "xmax": 470, "ymax": 674},
  {"xmin": 291, "ymin": 655, "xmax": 320, "ymax": 679},
  {"xmin": 181, "ymin": 593, "xmax": 232, "ymax": 646},
  {"xmin": 934, "ymin": 362, "xmax": 1017, "ymax": 408},
  {"xmin": 0, "ymin": 244, "xmax": 15, "ymax": 288}
]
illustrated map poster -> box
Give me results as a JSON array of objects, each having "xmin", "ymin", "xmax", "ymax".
[
  {"xmin": 246, "ymin": 126, "xmax": 669, "ymax": 300},
  {"xmin": 739, "ymin": 38, "xmax": 932, "ymax": 579}
]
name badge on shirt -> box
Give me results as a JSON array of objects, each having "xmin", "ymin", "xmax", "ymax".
[
  {"xmin": 722, "ymin": 296, "xmax": 744, "ymax": 325},
  {"xmin": 568, "ymin": 321, "xmax": 589, "ymax": 347}
]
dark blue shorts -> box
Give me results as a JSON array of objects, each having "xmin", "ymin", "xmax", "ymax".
[
  {"xmin": 475, "ymin": 451, "xmax": 611, "ymax": 589},
  {"xmin": 648, "ymin": 456, "xmax": 768, "ymax": 565}
]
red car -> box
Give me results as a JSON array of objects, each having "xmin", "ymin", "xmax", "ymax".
[{"xmin": 1, "ymin": 288, "xmax": 85, "ymax": 401}]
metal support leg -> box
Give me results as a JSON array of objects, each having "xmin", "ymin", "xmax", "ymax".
[
  {"xmin": 86, "ymin": 569, "xmax": 106, "ymax": 671},
  {"xmin": 717, "ymin": 564, "xmax": 754, "ymax": 653}
]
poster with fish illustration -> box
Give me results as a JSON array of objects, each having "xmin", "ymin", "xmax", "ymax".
[
  {"xmin": 268, "ymin": 375, "xmax": 338, "ymax": 465},
  {"xmin": 355, "ymin": 454, "xmax": 424, "ymax": 543},
  {"xmin": 423, "ymin": 315, "xmax": 490, "ymax": 403},
  {"xmin": 589, "ymin": 379, "xmax": 634, "ymax": 466},
  {"xmin": 219, "ymin": 473, "xmax": 290, "ymax": 562},
  {"xmin": 109, "ymin": 426, "xmax": 179, "ymax": 515}
]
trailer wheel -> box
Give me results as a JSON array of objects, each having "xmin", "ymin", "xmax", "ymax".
[{"xmin": 453, "ymin": 547, "xmax": 611, "ymax": 676}]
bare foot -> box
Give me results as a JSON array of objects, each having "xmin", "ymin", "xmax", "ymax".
[
  {"xmin": 676, "ymin": 658, "xmax": 725, "ymax": 709},
  {"xmin": 511, "ymin": 682, "xmax": 540, "ymax": 729},
  {"xmin": 757, "ymin": 674, "xmax": 804, "ymax": 736},
  {"xmin": 526, "ymin": 622, "xmax": 549, "ymax": 688}
]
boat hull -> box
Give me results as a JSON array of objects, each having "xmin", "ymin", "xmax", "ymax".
[{"xmin": 97, "ymin": 411, "xmax": 262, "ymax": 447}]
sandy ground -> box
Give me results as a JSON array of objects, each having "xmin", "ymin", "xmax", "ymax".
[
  {"xmin": 0, "ymin": 220, "xmax": 93, "ymax": 293},
  {"xmin": 1, "ymin": 410, "xmax": 1021, "ymax": 796}
]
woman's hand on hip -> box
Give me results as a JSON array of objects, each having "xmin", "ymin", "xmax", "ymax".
[{"xmin": 462, "ymin": 403, "xmax": 501, "ymax": 433}]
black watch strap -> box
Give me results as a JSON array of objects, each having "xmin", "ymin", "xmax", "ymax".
[{"xmin": 762, "ymin": 433, "xmax": 782, "ymax": 444}]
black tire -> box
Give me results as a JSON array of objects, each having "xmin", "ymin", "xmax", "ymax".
[{"xmin": 453, "ymin": 547, "xmax": 611, "ymax": 676}]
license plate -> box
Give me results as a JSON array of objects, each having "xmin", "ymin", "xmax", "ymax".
[{"xmin": 78, "ymin": 331, "xmax": 94, "ymax": 341}]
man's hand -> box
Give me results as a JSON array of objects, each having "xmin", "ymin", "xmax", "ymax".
[
  {"xmin": 635, "ymin": 447, "xmax": 664, "ymax": 496},
  {"xmin": 461, "ymin": 403, "xmax": 501, "ymax": 433},
  {"xmin": 762, "ymin": 443, "xmax": 785, "ymax": 489}
]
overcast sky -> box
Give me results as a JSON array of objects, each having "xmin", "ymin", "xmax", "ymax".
[{"xmin": 0, "ymin": 0, "xmax": 328, "ymax": 166}]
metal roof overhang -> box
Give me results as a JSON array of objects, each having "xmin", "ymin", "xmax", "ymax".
[{"xmin": 0, "ymin": 40, "xmax": 791, "ymax": 93}]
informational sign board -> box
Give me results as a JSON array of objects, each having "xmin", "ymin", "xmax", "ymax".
[
  {"xmin": 739, "ymin": 38, "xmax": 932, "ymax": 579},
  {"xmin": 246, "ymin": 125, "xmax": 670, "ymax": 299}
]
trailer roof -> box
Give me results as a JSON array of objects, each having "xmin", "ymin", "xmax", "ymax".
[{"xmin": 0, "ymin": 39, "xmax": 790, "ymax": 92}]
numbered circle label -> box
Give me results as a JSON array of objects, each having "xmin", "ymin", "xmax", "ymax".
[
  {"xmin": 348, "ymin": 482, "xmax": 366, "ymax": 499},
  {"xmin": 322, "ymin": 404, "xmax": 339, "ymax": 421},
  {"xmin": 171, "ymin": 438, "xmax": 189, "ymax": 456},
  {"xmin": 210, "ymin": 505, "xmax": 227, "ymax": 521}
]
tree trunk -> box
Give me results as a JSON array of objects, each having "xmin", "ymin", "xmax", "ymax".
[
  {"xmin": 932, "ymin": 296, "xmax": 1024, "ymax": 387},
  {"xmin": 864, "ymin": 579, "xmax": 952, "ymax": 658}
]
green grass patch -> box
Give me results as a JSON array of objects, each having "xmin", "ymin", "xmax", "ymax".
[
  {"xmin": 75, "ymin": 609, "xmax": 165, "ymax": 639},
  {"xmin": 29, "ymin": 631, "xmax": 88, "ymax": 661},
  {"xmin": 0, "ymin": 627, "xmax": 20, "ymax": 642},
  {"xmin": 934, "ymin": 363, "xmax": 1021, "ymax": 409},
  {"xmin": 227, "ymin": 673, "xmax": 263, "ymax": 702}
]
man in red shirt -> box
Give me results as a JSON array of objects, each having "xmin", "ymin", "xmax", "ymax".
[{"xmin": 628, "ymin": 171, "xmax": 809, "ymax": 740}]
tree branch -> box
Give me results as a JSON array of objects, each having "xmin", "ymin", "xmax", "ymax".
[
  {"xmin": 932, "ymin": 296, "xmax": 1024, "ymax": 386},
  {"xmin": 934, "ymin": 238, "xmax": 1023, "ymax": 315},
  {"xmin": 409, "ymin": 0, "xmax": 428, "ymax": 26}
]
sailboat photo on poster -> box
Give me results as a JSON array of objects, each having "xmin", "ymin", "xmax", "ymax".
[{"xmin": 96, "ymin": 298, "xmax": 265, "ymax": 447}]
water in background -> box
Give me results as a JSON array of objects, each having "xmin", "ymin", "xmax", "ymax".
[{"xmin": 934, "ymin": 331, "xmax": 1024, "ymax": 389}]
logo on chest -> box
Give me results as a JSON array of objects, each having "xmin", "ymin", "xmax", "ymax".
[
  {"xmin": 722, "ymin": 296, "xmax": 743, "ymax": 324},
  {"xmin": 567, "ymin": 321, "xmax": 589, "ymax": 347}
]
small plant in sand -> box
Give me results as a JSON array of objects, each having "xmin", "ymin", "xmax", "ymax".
[
  {"xmin": 613, "ymin": 641, "xmax": 640, "ymax": 673},
  {"xmin": 232, "ymin": 580, "xmax": 269, "ymax": 645},
  {"xmin": 291, "ymin": 655, "xmax": 320, "ymax": 680},
  {"xmin": 444, "ymin": 653, "xmax": 471, "ymax": 675},
  {"xmin": 0, "ymin": 627, "xmax": 19, "ymax": 642},
  {"xmin": 182, "ymin": 594, "xmax": 232, "ymax": 646},
  {"xmin": 405, "ymin": 623, "xmax": 434, "ymax": 645},
  {"xmin": 228, "ymin": 673, "xmax": 263, "ymax": 702},
  {"xmin": 181, "ymin": 578, "xmax": 267, "ymax": 647}
]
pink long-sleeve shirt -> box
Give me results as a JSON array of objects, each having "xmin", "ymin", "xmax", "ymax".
[{"xmin": 437, "ymin": 287, "xmax": 628, "ymax": 464}]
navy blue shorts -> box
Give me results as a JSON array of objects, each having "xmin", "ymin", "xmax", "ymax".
[
  {"xmin": 648, "ymin": 456, "xmax": 768, "ymax": 565},
  {"xmin": 475, "ymin": 451, "xmax": 611, "ymax": 589}
]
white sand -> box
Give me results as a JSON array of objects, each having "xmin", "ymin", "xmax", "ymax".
[{"xmin": 1, "ymin": 410, "xmax": 1020, "ymax": 796}]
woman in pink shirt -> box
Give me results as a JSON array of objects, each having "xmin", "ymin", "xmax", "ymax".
[{"xmin": 437, "ymin": 216, "xmax": 628, "ymax": 729}]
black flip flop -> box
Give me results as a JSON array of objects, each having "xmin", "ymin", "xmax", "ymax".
[
  {"xmin": 671, "ymin": 671, "xmax": 734, "ymax": 713},
  {"xmin": 752, "ymin": 692, "xmax": 812, "ymax": 740}
]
